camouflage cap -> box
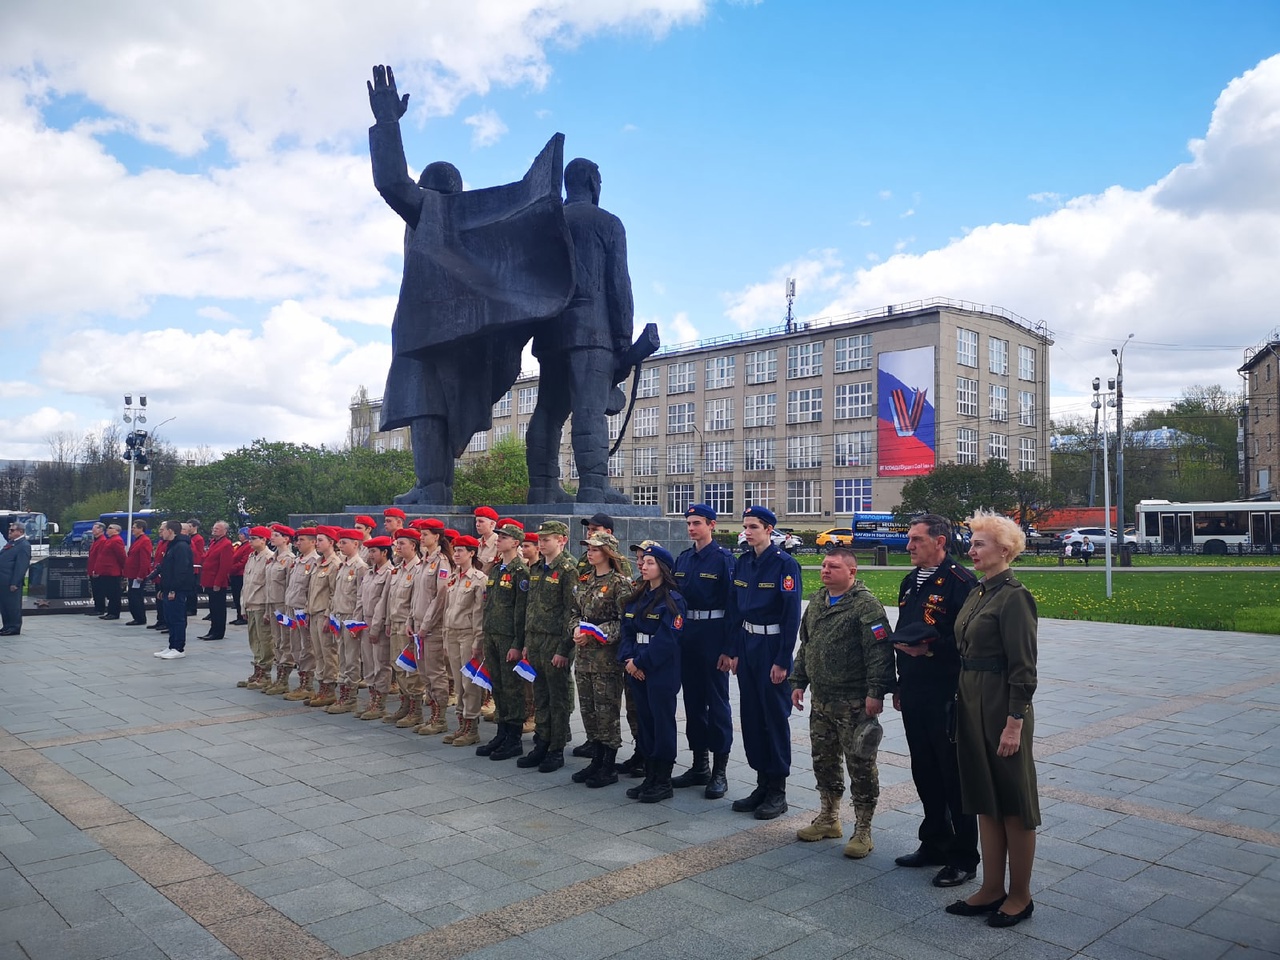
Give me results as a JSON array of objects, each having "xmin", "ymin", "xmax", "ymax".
[
  {"xmin": 850, "ymin": 715, "xmax": 884, "ymax": 761},
  {"xmin": 580, "ymin": 531, "xmax": 620, "ymax": 550},
  {"xmin": 628, "ymin": 537, "xmax": 660, "ymax": 553},
  {"xmin": 537, "ymin": 520, "xmax": 570, "ymax": 537}
]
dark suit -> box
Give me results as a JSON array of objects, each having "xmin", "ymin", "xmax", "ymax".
[{"xmin": 1, "ymin": 534, "xmax": 32, "ymax": 634}]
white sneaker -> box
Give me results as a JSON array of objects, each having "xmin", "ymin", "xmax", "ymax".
[
  {"xmin": 158, "ymin": 649, "xmax": 186, "ymax": 659},
  {"xmin": 154, "ymin": 649, "xmax": 170, "ymax": 657}
]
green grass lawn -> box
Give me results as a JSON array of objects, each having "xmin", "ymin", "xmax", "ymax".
[{"xmin": 801, "ymin": 569, "xmax": 1280, "ymax": 634}]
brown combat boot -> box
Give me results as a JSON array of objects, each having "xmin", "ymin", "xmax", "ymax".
[
  {"xmin": 308, "ymin": 681, "xmax": 338, "ymax": 708},
  {"xmin": 797, "ymin": 791, "xmax": 844, "ymax": 842},
  {"xmin": 415, "ymin": 699, "xmax": 447, "ymax": 735},
  {"xmin": 262, "ymin": 665, "xmax": 291, "ymax": 695},
  {"xmin": 236, "ymin": 664, "xmax": 262, "ymax": 689},
  {"xmin": 326, "ymin": 684, "xmax": 356, "ymax": 714},
  {"xmin": 283, "ymin": 670, "xmax": 314, "ymax": 701},
  {"xmin": 451, "ymin": 717, "xmax": 480, "ymax": 747},
  {"xmin": 382, "ymin": 692, "xmax": 413, "ymax": 724},
  {"xmin": 480, "ymin": 693, "xmax": 496, "ymax": 722},
  {"xmin": 396, "ymin": 696, "xmax": 424, "ymax": 729},
  {"xmin": 843, "ymin": 803, "xmax": 876, "ymax": 859},
  {"xmin": 359, "ymin": 689, "xmax": 386, "ymax": 721},
  {"xmin": 442, "ymin": 713, "xmax": 464, "ymax": 744}
]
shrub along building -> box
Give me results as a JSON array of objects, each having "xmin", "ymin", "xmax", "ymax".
[{"xmin": 351, "ymin": 298, "xmax": 1053, "ymax": 528}]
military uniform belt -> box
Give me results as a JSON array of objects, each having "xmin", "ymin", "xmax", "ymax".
[
  {"xmin": 743, "ymin": 622, "xmax": 781, "ymax": 635},
  {"xmin": 686, "ymin": 609, "xmax": 726, "ymax": 620},
  {"xmin": 960, "ymin": 656, "xmax": 1007, "ymax": 672}
]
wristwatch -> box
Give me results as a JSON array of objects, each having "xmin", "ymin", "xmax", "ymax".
[{"xmin": 1009, "ymin": 711, "xmax": 1024, "ymax": 721}]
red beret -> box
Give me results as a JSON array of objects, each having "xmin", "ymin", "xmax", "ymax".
[
  {"xmin": 295, "ymin": 528, "xmax": 318, "ymax": 539},
  {"xmin": 453, "ymin": 535, "xmax": 480, "ymax": 548},
  {"xmin": 355, "ymin": 515, "xmax": 376, "ymax": 528},
  {"xmin": 248, "ymin": 526, "xmax": 273, "ymax": 539},
  {"xmin": 365, "ymin": 536, "xmax": 394, "ymax": 549},
  {"xmin": 408, "ymin": 519, "xmax": 430, "ymax": 530},
  {"xmin": 523, "ymin": 532, "xmax": 540, "ymax": 544},
  {"xmin": 442, "ymin": 528, "xmax": 461, "ymax": 540},
  {"xmin": 338, "ymin": 529, "xmax": 364, "ymax": 542},
  {"xmin": 269, "ymin": 524, "xmax": 295, "ymax": 538},
  {"xmin": 498, "ymin": 518, "xmax": 524, "ymax": 530},
  {"xmin": 422, "ymin": 517, "xmax": 445, "ymax": 530},
  {"xmin": 383, "ymin": 507, "xmax": 406, "ymax": 520},
  {"xmin": 394, "ymin": 528, "xmax": 420, "ymax": 541},
  {"xmin": 473, "ymin": 506, "xmax": 499, "ymax": 521},
  {"xmin": 316, "ymin": 526, "xmax": 342, "ymax": 541}
]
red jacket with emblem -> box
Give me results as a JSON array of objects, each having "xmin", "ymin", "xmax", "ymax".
[
  {"xmin": 200, "ymin": 535, "xmax": 233, "ymax": 589},
  {"xmin": 98, "ymin": 535, "xmax": 127, "ymax": 577}
]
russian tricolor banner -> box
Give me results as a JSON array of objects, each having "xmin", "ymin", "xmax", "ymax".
[
  {"xmin": 275, "ymin": 611, "xmax": 294, "ymax": 628},
  {"xmin": 513, "ymin": 659, "xmax": 537, "ymax": 682},
  {"xmin": 579, "ymin": 621, "xmax": 608, "ymax": 644},
  {"xmin": 326, "ymin": 614, "xmax": 342, "ymax": 635},
  {"xmin": 395, "ymin": 643, "xmax": 417, "ymax": 672},
  {"xmin": 463, "ymin": 658, "xmax": 493, "ymax": 691},
  {"xmin": 345, "ymin": 620, "xmax": 369, "ymax": 634},
  {"xmin": 294, "ymin": 609, "xmax": 309, "ymax": 626}
]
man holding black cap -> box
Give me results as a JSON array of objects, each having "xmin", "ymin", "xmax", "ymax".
[
  {"xmin": 893, "ymin": 514, "xmax": 979, "ymax": 887},
  {"xmin": 723, "ymin": 504, "xmax": 802, "ymax": 819},
  {"xmin": 672, "ymin": 504, "xmax": 735, "ymax": 799}
]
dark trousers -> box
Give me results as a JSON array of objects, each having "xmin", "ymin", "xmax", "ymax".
[
  {"xmin": 679, "ymin": 626, "xmax": 733, "ymax": 754},
  {"xmin": 229, "ymin": 575, "xmax": 244, "ymax": 618},
  {"xmin": 91, "ymin": 577, "xmax": 106, "ymax": 614},
  {"xmin": 186, "ymin": 590, "xmax": 198, "ymax": 617},
  {"xmin": 206, "ymin": 588, "xmax": 227, "ymax": 639},
  {"xmin": 163, "ymin": 592, "xmax": 188, "ymax": 651},
  {"xmin": 102, "ymin": 577, "xmax": 122, "ymax": 617},
  {"xmin": 628, "ymin": 673, "xmax": 679, "ymax": 763},
  {"xmin": 901, "ymin": 686, "xmax": 979, "ymax": 871},
  {"xmin": 154, "ymin": 591, "xmax": 168, "ymax": 628},
  {"xmin": 1, "ymin": 587, "xmax": 21, "ymax": 633},
  {"xmin": 127, "ymin": 583, "xmax": 146, "ymax": 623},
  {"xmin": 736, "ymin": 634, "xmax": 793, "ymax": 776}
]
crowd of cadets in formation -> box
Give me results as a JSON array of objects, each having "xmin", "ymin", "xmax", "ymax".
[{"xmin": 93, "ymin": 504, "xmax": 987, "ymax": 898}]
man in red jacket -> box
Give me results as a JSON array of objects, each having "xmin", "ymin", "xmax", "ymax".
[
  {"xmin": 185, "ymin": 519, "xmax": 206, "ymax": 617},
  {"xmin": 98, "ymin": 523, "xmax": 128, "ymax": 620},
  {"xmin": 85, "ymin": 522, "xmax": 107, "ymax": 615},
  {"xmin": 124, "ymin": 520, "xmax": 154, "ymax": 625},
  {"xmin": 229, "ymin": 530, "xmax": 253, "ymax": 625},
  {"xmin": 198, "ymin": 520, "xmax": 233, "ymax": 641}
]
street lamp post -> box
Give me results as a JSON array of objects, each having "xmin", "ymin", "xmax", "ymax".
[
  {"xmin": 1092, "ymin": 377, "xmax": 1114, "ymax": 599},
  {"xmin": 121, "ymin": 395, "xmax": 150, "ymax": 545},
  {"xmin": 1111, "ymin": 333, "xmax": 1134, "ymax": 551}
]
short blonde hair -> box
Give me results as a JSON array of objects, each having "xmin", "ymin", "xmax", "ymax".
[{"xmin": 966, "ymin": 510, "xmax": 1026, "ymax": 561}]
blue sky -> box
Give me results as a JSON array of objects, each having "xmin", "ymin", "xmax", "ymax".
[{"xmin": 1, "ymin": 0, "xmax": 1279, "ymax": 458}]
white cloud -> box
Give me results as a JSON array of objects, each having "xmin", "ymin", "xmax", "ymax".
[
  {"xmin": 0, "ymin": 381, "xmax": 41, "ymax": 399},
  {"xmin": 621, "ymin": 123, "xmax": 639, "ymax": 133},
  {"xmin": 877, "ymin": 189, "xmax": 892, "ymax": 200},
  {"xmin": 1028, "ymin": 191, "xmax": 1063, "ymax": 206},
  {"xmin": 196, "ymin": 306, "xmax": 236, "ymax": 323},
  {"xmin": 899, "ymin": 208, "xmax": 915, "ymax": 218},
  {"xmin": 853, "ymin": 214, "xmax": 871, "ymax": 227},
  {"xmin": 722, "ymin": 250, "xmax": 845, "ymax": 331},
  {"xmin": 6, "ymin": 406, "xmax": 80, "ymax": 451},
  {"xmin": 464, "ymin": 108, "xmax": 508, "ymax": 148},
  {"xmin": 640, "ymin": 311, "xmax": 698, "ymax": 349}
]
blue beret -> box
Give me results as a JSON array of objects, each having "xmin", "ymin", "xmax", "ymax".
[
  {"xmin": 641, "ymin": 543, "xmax": 676, "ymax": 570},
  {"xmin": 684, "ymin": 503, "xmax": 716, "ymax": 522},
  {"xmin": 743, "ymin": 504, "xmax": 777, "ymax": 527}
]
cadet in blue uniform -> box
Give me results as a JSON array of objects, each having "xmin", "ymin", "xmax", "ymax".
[
  {"xmin": 723, "ymin": 505, "xmax": 802, "ymax": 819},
  {"xmin": 618, "ymin": 544, "xmax": 686, "ymax": 803},
  {"xmin": 672, "ymin": 504, "xmax": 736, "ymax": 799}
]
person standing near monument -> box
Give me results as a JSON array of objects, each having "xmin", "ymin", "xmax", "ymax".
[
  {"xmin": 229, "ymin": 531, "xmax": 253, "ymax": 625},
  {"xmin": 408, "ymin": 520, "xmax": 452, "ymax": 735},
  {"xmin": 239, "ymin": 527, "xmax": 274, "ymax": 691},
  {"xmin": 382, "ymin": 508, "xmax": 406, "ymax": 542},
  {"xmin": 671, "ymin": 504, "xmax": 736, "ymax": 800},
  {"xmin": 0, "ymin": 521, "xmax": 31, "ymax": 637},
  {"xmin": 723, "ymin": 505, "xmax": 802, "ymax": 820},
  {"xmin": 184, "ymin": 520, "xmax": 205, "ymax": 618},
  {"xmin": 474, "ymin": 507, "xmax": 500, "ymax": 570},
  {"xmin": 356, "ymin": 535, "xmax": 396, "ymax": 720},
  {"xmin": 151, "ymin": 521, "xmax": 194, "ymax": 659},
  {"xmin": 441, "ymin": 535, "xmax": 485, "ymax": 746},
  {"xmin": 304, "ymin": 529, "xmax": 342, "ymax": 707},
  {"xmin": 124, "ymin": 520, "xmax": 153, "ymax": 626},
  {"xmin": 383, "ymin": 529, "xmax": 425, "ymax": 728},
  {"xmin": 326, "ymin": 530, "xmax": 369, "ymax": 715},
  {"xmin": 526, "ymin": 159, "xmax": 634, "ymax": 504},
  {"xmin": 98, "ymin": 523, "xmax": 128, "ymax": 621},
  {"xmin": 281, "ymin": 528, "xmax": 318, "ymax": 701},
  {"xmin": 477, "ymin": 521, "xmax": 531, "ymax": 760},
  {"xmin": 893, "ymin": 515, "xmax": 980, "ymax": 887},
  {"xmin": 85, "ymin": 522, "xmax": 107, "ymax": 616},
  {"xmin": 198, "ymin": 521, "xmax": 233, "ymax": 641},
  {"xmin": 262, "ymin": 525, "xmax": 297, "ymax": 695}
]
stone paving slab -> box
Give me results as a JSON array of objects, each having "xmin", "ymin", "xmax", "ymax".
[{"xmin": 0, "ymin": 611, "xmax": 1278, "ymax": 959}]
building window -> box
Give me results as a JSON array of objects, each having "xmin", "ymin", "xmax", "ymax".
[
  {"xmin": 706, "ymin": 398, "xmax": 734, "ymax": 432},
  {"xmin": 567, "ymin": 456, "xmax": 579, "ymax": 480},
  {"xmin": 787, "ymin": 342, "xmax": 824, "ymax": 379},
  {"xmin": 608, "ymin": 451, "xmax": 625, "ymax": 478},
  {"xmin": 989, "ymin": 385, "xmax": 1008, "ymax": 422},
  {"xmin": 493, "ymin": 391, "xmax": 512, "ymax": 418},
  {"xmin": 704, "ymin": 441, "xmax": 734, "ymax": 474},
  {"xmin": 667, "ymin": 402, "xmax": 695, "ymax": 434},
  {"xmin": 1019, "ymin": 437, "xmax": 1037, "ymax": 471},
  {"xmin": 834, "ymin": 430, "xmax": 874, "ymax": 467},
  {"xmin": 666, "ymin": 483, "xmax": 695, "ymax": 516},
  {"xmin": 391, "ymin": 435, "xmax": 404, "ymax": 451},
  {"xmin": 518, "ymin": 420, "xmax": 529, "ymax": 440},
  {"xmin": 666, "ymin": 443, "xmax": 695, "ymax": 475},
  {"xmin": 1018, "ymin": 345, "xmax": 1036, "ymax": 381},
  {"xmin": 668, "ymin": 361, "xmax": 696, "ymax": 395},
  {"xmin": 468, "ymin": 431, "xmax": 488, "ymax": 453},
  {"xmin": 787, "ymin": 480, "xmax": 821, "ymax": 515},
  {"xmin": 634, "ymin": 446, "xmax": 657, "ymax": 477},
  {"xmin": 956, "ymin": 427, "xmax": 978, "ymax": 465},
  {"xmin": 787, "ymin": 435, "xmax": 823, "ymax": 469},
  {"xmin": 607, "ymin": 412, "xmax": 624, "ymax": 441},
  {"xmin": 632, "ymin": 485, "xmax": 659, "ymax": 507},
  {"xmin": 834, "ymin": 478, "xmax": 872, "ymax": 513},
  {"xmin": 744, "ymin": 481, "xmax": 776, "ymax": 509},
  {"xmin": 634, "ymin": 406, "xmax": 658, "ymax": 437},
  {"xmin": 705, "ymin": 356, "xmax": 736, "ymax": 390},
  {"xmin": 637, "ymin": 367, "xmax": 660, "ymax": 398},
  {"xmin": 494, "ymin": 423, "xmax": 512, "ymax": 442},
  {"xmin": 786, "ymin": 388, "xmax": 823, "ymax": 423},
  {"xmin": 1018, "ymin": 390, "xmax": 1036, "ymax": 427},
  {"xmin": 702, "ymin": 482, "xmax": 734, "ymax": 515},
  {"xmin": 989, "ymin": 338, "xmax": 1009, "ymax": 375},
  {"xmin": 744, "ymin": 438, "xmax": 776, "ymax": 471},
  {"xmin": 374, "ymin": 437, "xmax": 386, "ymax": 453},
  {"xmin": 957, "ymin": 328, "xmax": 979, "ymax": 368},
  {"xmin": 957, "ymin": 377, "xmax": 978, "ymax": 417},
  {"xmin": 834, "ymin": 334, "xmax": 872, "ymax": 372},
  {"xmin": 744, "ymin": 393, "xmax": 777, "ymax": 427},
  {"xmin": 989, "ymin": 433, "xmax": 1008, "ymax": 461},
  {"xmin": 518, "ymin": 386, "xmax": 538, "ymax": 414},
  {"xmin": 745, "ymin": 349, "xmax": 777, "ymax": 385},
  {"xmin": 834, "ymin": 381, "xmax": 873, "ymax": 420}
]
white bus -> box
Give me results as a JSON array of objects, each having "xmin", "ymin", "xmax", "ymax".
[{"xmin": 1133, "ymin": 499, "xmax": 1280, "ymax": 554}]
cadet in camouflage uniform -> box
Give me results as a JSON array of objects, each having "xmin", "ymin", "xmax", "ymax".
[
  {"xmin": 262, "ymin": 525, "xmax": 297, "ymax": 695},
  {"xmin": 790, "ymin": 546, "xmax": 895, "ymax": 858},
  {"xmin": 517, "ymin": 520, "xmax": 579, "ymax": 773},
  {"xmin": 568, "ymin": 531, "xmax": 631, "ymax": 788},
  {"xmin": 282, "ymin": 529, "xmax": 320, "ymax": 701},
  {"xmin": 476, "ymin": 520, "xmax": 530, "ymax": 761}
]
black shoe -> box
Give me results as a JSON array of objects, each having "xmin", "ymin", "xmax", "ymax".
[
  {"xmin": 731, "ymin": 773, "xmax": 768, "ymax": 812},
  {"xmin": 490, "ymin": 725, "xmax": 524, "ymax": 761},
  {"xmin": 230, "ymin": 618, "xmax": 248, "ymax": 626},
  {"xmin": 895, "ymin": 847, "xmax": 948, "ymax": 868},
  {"xmin": 537, "ymin": 748, "xmax": 564, "ymax": 773},
  {"xmin": 203, "ymin": 614, "xmax": 212, "ymax": 620},
  {"xmin": 476, "ymin": 727, "xmax": 508, "ymax": 757},
  {"xmin": 639, "ymin": 761, "xmax": 674, "ymax": 803},
  {"xmin": 571, "ymin": 739, "xmax": 596, "ymax": 759},
  {"xmin": 619, "ymin": 752, "xmax": 646, "ymax": 777},
  {"xmin": 572, "ymin": 743, "xmax": 604, "ymax": 783},
  {"xmin": 705, "ymin": 753, "xmax": 729, "ymax": 800},
  {"xmin": 125, "ymin": 619, "xmax": 147, "ymax": 626},
  {"xmin": 987, "ymin": 901, "xmax": 1033, "ymax": 927},
  {"xmin": 753, "ymin": 776, "xmax": 788, "ymax": 820},
  {"xmin": 946, "ymin": 896, "xmax": 1006, "ymax": 917},
  {"xmin": 0, "ymin": 627, "xmax": 17, "ymax": 636},
  {"xmin": 933, "ymin": 866, "xmax": 977, "ymax": 888},
  {"xmin": 671, "ymin": 750, "xmax": 710, "ymax": 788},
  {"xmin": 626, "ymin": 760, "xmax": 655, "ymax": 800},
  {"xmin": 198, "ymin": 634, "xmax": 221, "ymax": 641},
  {"xmin": 146, "ymin": 623, "xmax": 162, "ymax": 630},
  {"xmin": 516, "ymin": 739, "xmax": 547, "ymax": 769},
  {"xmin": 157, "ymin": 627, "xmax": 169, "ymax": 634},
  {"xmin": 586, "ymin": 747, "xmax": 619, "ymax": 789},
  {"xmin": 101, "ymin": 614, "xmax": 120, "ymax": 620}
]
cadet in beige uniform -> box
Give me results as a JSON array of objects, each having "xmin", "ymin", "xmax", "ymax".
[
  {"xmin": 354, "ymin": 515, "xmax": 377, "ymax": 564},
  {"xmin": 442, "ymin": 535, "xmax": 486, "ymax": 746},
  {"xmin": 282, "ymin": 529, "xmax": 319, "ymax": 701},
  {"xmin": 263, "ymin": 525, "xmax": 297, "ymax": 695},
  {"xmin": 356, "ymin": 536, "xmax": 396, "ymax": 719},
  {"xmin": 305, "ymin": 528, "xmax": 342, "ymax": 708},
  {"xmin": 327, "ymin": 530, "xmax": 370, "ymax": 714},
  {"xmin": 474, "ymin": 506, "xmax": 500, "ymax": 571},
  {"xmin": 408, "ymin": 520, "xmax": 452, "ymax": 735},
  {"xmin": 239, "ymin": 527, "xmax": 274, "ymax": 689},
  {"xmin": 383, "ymin": 529, "xmax": 424, "ymax": 728}
]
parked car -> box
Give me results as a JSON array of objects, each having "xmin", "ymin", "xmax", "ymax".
[
  {"xmin": 737, "ymin": 529, "xmax": 802, "ymax": 553},
  {"xmin": 815, "ymin": 527, "xmax": 854, "ymax": 547},
  {"xmin": 67, "ymin": 520, "xmax": 98, "ymax": 545},
  {"xmin": 1057, "ymin": 527, "xmax": 1137, "ymax": 548}
]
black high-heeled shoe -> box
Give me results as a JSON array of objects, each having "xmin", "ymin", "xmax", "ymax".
[
  {"xmin": 945, "ymin": 896, "xmax": 1006, "ymax": 917},
  {"xmin": 987, "ymin": 900, "xmax": 1033, "ymax": 927}
]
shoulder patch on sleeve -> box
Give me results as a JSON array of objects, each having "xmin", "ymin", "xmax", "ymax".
[
  {"xmin": 672, "ymin": 614, "xmax": 683, "ymax": 630},
  {"xmin": 782, "ymin": 575, "xmax": 796, "ymax": 591},
  {"xmin": 870, "ymin": 622, "xmax": 889, "ymax": 641},
  {"xmin": 519, "ymin": 579, "xmax": 529, "ymax": 592}
]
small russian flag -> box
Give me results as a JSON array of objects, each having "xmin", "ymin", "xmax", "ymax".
[
  {"xmin": 463, "ymin": 658, "xmax": 493, "ymax": 691},
  {"xmin": 294, "ymin": 609, "xmax": 309, "ymax": 626},
  {"xmin": 275, "ymin": 611, "xmax": 294, "ymax": 628},
  {"xmin": 579, "ymin": 621, "xmax": 609, "ymax": 644},
  {"xmin": 513, "ymin": 658, "xmax": 538, "ymax": 683},
  {"xmin": 345, "ymin": 620, "xmax": 369, "ymax": 634},
  {"xmin": 327, "ymin": 614, "xmax": 342, "ymax": 635},
  {"xmin": 871, "ymin": 622, "xmax": 888, "ymax": 641},
  {"xmin": 395, "ymin": 643, "xmax": 417, "ymax": 672}
]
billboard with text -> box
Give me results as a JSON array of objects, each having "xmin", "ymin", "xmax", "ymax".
[{"xmin": 877, "ymin": 346, "xmax": 936, "ymax": 477}]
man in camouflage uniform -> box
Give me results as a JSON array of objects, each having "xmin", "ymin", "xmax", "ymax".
[
  {"xmin": 517, "ymin": 520, "xmax": 579, "ymax": 773},
  {"xmin": 477, "ymin": 520, "xmax": 530, "ymax": 761},
  {"xmin": 790, "ymin": 546, "xmax": 894, "ymax": 858},
  {"xmin": 282, "ymin": 529, "xmax": 320, "ymax": 701}
]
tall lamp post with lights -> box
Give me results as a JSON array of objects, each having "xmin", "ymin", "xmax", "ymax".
[
  {"xmin": 1092, "ymin": 377, "xmax": 1115, "ymax": 599},
  {"xmin": 121, "ymin": 395, "xmax": 150, "ymax": 546},
  {"xmin": 1111, "ymin": 333, "xmax": 1134, "ymax": 555}
]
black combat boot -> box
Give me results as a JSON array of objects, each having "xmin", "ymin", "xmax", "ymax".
[
  {"xmin": 731, "ymin": 771, "xmax": 768, "ymax": 812},
  {"xmin": 619, "ymin": 750, "xmax": 646, "ymax": 777},
  {"xmin": 754, "ymin": 776, "xmax": 789, "ymax": 820},
  {"xmin": 476, "ymin": 724, "xmax": 508, "ymax": 757},
  {"xmin": 538, "ymin": 747, "xmax": 565, "ymax": 773},
  {"xmin": 705, "ymin": 753, "xmax": 729, "ymax": 800},
  {"xmin": 671, "ymin": 750, "xmax": 710, "ymax": 788},
  {"xmin": 490, "ymin": 723, "xmax": 525, "ymax": 761},
  {"xmin": 639, "ymin": 760, "xmax": 674, "ymax": 803},
  {"xmin": 572, "ymin": 742, "xmax": 604, "ymax": 783},
  {"xmin": 516, "ymin": 735, "xmax": 548, "ymax": 768},
  {"xmin": 586, "ymin": 747, "xmax": 619, "ymax": 789},
  {"xmin": 571, "ymin": 739, "xmax": 597, "ymax": 759},
  {"xmin": 626, "ymin": 759, "xmax": 655, "ymax": 799}
]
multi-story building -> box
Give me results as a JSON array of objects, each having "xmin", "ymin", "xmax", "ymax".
[
  {"xmin": 352, "ymin": 297, "xmax": 1053, "ymax": 526},
  {"xmin": 1240, "ymin": 329, "xmax": 1279, "ymax": 498}
]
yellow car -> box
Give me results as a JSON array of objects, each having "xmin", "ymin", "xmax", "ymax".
[{"xmin": 815, "ymin": 527, "xmax": 855, "ymax": 547}]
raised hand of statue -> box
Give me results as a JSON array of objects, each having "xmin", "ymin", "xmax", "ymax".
[{"xmin": 368, "ymin": 64, "xmax": 409, "ymax": 123}]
